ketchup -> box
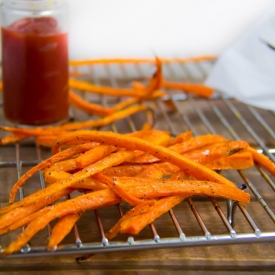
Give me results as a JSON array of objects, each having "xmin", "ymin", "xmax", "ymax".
[{"xmin": 2, "ymin": 17, "xmax": 69, "ymax": 125}]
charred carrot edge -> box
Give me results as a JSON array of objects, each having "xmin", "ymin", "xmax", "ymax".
[
  {"xmin": 105, "ymin": 200, "xmax": 157, "ymax": 239},
  {"xmin": 69, "ymin": 55, "xmax": 217, "ymax": 66},
  {"xmin": 162, "ymin": 81, "xmax": 214, "ymax": 98},
  {"xmin": 69, "ymin": 90, "xmax": 114, "ymax": 117},
  {"xmin": 48, "ymin": 211, "xmax": 83, "ymax": 251},
  {"xmin": 119, "ymin": 195, "xmax": 187, "ymax": 235},
  {"xmin": 51, "ymin": 130, "xmax": 238, "ymax": 188},
  {"xmin": 248, "ymin": 147, "xmax": 275, "ymax": 177}
]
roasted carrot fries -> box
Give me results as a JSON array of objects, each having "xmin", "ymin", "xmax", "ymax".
[
  {"xmin": 2, "ymin": 128, "xmax": 275, "ymax": 255},
  {"xmin": 0, "ymin": 55, "xmax": 216, "ymax": 146}
]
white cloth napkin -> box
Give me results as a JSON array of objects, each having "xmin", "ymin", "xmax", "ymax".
[{"xmin": 205, "ymin": 5, "xmax": 275, "ymax": 111}]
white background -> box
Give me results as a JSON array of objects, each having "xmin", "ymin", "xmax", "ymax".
[
  {"xmin": 67, "ymin": 0, "xmax": 274, "ymax": 59},
  {"xmin": 0, "ymin": 0, "xmax": 274, "ymax": 59}
]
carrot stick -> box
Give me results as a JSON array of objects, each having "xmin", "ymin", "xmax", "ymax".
[
  {"xmin": 6, "ymin": 150, "xmax": 137, "ymax": 212},
  {"xmin": 69, "ymin": 90, "xmax": 114, "ymax": 117},
  {"xmin": 116, "ymin": 177, "xmax": 250, "ymax": 203},
  {"xmin": 48, "ymin": 211, "xmax": 83, "ymax": 251},
  {"xmin": 0, "ymin": 188, "xmax": 71, "ymax": 230},
  {"xmin": 0, "ymin": 207, "xmax": 52, "ymax": 236},
  {"xmin": 8, "ymin": 143, "xmax": 97, "ymax": 204},
  {"xmin": 165, "ymin": 131, "xmax": 193, "ymax": 147},
  {"xmin": 3, "ymin": 189, "xmax": 121, "ymax": 255},
  {"xmin": 68, "ymin": 55, "xmax": 216, "ymax": 66},
  {"xmin": 205, "ymin": 151, "xmax": 254, "ymax": 170},
  {"xmin": 162, "ymin": 81, "xmax": 214, "ymax": 98},
  {"xmin": 119, "ymin": 195, "xmax": 187, "ymax": 235},
  {"xmin": 248, "ymin": 147, "xmax": 275, "ymax": 177},
  {"xmin": 35, "ymin": 135, "xmax": 59, "ymax": 147},
  {"xmin": 0, "ymin": 134, "xmax": 29, "ymax": 145},
  {"xmin": 51, "ymin": 130, "xmax": 237, "ymax": 188},
  {"xmin": 105, "ymin": 200, "xmax": 157, "ymax": 239}
]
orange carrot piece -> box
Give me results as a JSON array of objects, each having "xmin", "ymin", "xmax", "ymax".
[
  {"xmin": 165, "ymin": 131, "xmax": 193, "ymax": 147},
  {"xmin": 8, "ymin": 143, "xmax": 97, "ymax": 204},
  {"xmin": 35, "ymin": 135, "xmax": 59, "ymax": 147},
  {"xmin": 105, "ymin": 200, "xmax": 157, "ymax": 239},
  {"xmin": 182, "ymin": 140, "xmax": 249, "ymax": 165},
  {"xmin": 119, "ymin": 195, "xmax": 187, "ymax": 235},
  {"xmin": 0, "ymin": 207, "xmax": 52, "ymax": 236},
  {"xmin": 205, "ymin": 151, "xmax": 254, "ymax": 170},
  {"xmin": 3, "ymin": 189, "xmax": 121, "ymax": 255},
  {"xmin": 68, "ymin": 55, "xmax": 216, "ymax": 66},
  {"xmin": 0, "ymin": 188, "xmax": 71, "ymax": 230},
  {"xmin": 69, "ymin": 90, "xmax": 114, "ymax": 117},
  {"xmin": 94, "ymin": 173, "xmax": 148, "ymax": 206},
  {"xmin": 248, "ymin": 147, "xmax": 275, "ymax": 177},
  {"xmin": 6, "ymin": 150, "xmax": 137, "ymax": 212},
  {"xmin": 162, "ymin": 81, "xmax": 214, "ymax": 98},
  {"xmin": 116, "ymin": 177, "xmax": 250, "ymax": 203},
  {"xmin": 48, "ymin": 211, "xmax": 83, "ymax": 250},
  {"xmin": 0, "ymin": 134, "xmax": 29, "ymax": 145}
]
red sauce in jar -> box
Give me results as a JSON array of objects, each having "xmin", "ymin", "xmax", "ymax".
[{"xmin": 2, "ymin": 17, "xmax": 69, "ymax": 125}]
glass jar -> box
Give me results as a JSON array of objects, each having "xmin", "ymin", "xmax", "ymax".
[{"xmin": 1, "ymin": 0, "xmax": 69, "ymax": 125}]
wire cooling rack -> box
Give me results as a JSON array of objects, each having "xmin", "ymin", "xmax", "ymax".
[{"xmin": 0, "ymin": 58, "xmax": 275, "ymax": 258}]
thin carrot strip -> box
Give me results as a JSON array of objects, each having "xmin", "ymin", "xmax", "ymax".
[
  {"xmin": 48, "ymin": 211, "xmax": 83, "ymax": 251},
  {"xmin": 248, "ymin": 147, "xmax": 275, "ymax": 177},
  {"xmin": 0, "ymin": 207, "xmax": 52, "ymax": 236},
  {"xmin": 69, "ymin": 55, "xmax": 216, "ymax": 66},
  {"xmin": 205, "ymin": 151, "xmax": 254, "ymax": 170},
  {"xmin": 69, "ymin": 90, "xmax": 113, "ymax": 117},
  {"xmin": 0, "ymin": 188, "xmax": 71, "ymax": 230},
  {"xmin": 165, "ymin": 131, "xmax": 193, "ymax": 147},
  {"xmin": 162, "ymin": 81, "xmax": 214, "ymax": 98},
  {"xmin": 119, "ymin": 195, "xmax": 187, "ymax": 235},
  {"xmin": 59, "ymin": 104, "xmax": 147, "ymax": 131},
  {"xmin": 35, "ymin": 135, "xmax": 59, "ymax": 147},
  {"xmin": 105, "ymin": 200, "xmax": 157, "ymax": 239},
  {"xmin": 52, "ymin": 131, "xmax": 237, "ymax": 189},
  {"xmin": 6, "ymin": 150, "xmax": 137, "ymax": 211},
  {"xmin": 3, "ymin": 189, "xmax": 121, "ymax": 255},
  {"xmin": 116, "ymin": 177, "xmax": 250, "ymax": 203},
  {"xmin": 94, "ymin": 173, "xmax": 148, "ymax": 206},
  {"xmin": 7, "ymin": 143, "xmax": 96, "ymax": 205},
  {"xmin": 0, "ymin": 134, "xmax": 29, "ymax": 145}
]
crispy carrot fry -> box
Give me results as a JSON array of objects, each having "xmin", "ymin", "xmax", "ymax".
[
  {"xmin": 119, "ymin": 195, "xmax": 187, "ymax": 235},
  {"xmin": 94, "ymin": 173, "xmax": 148, "ymax": 206},
  {"xmin": 59, "ymin": 104, "xmax": 148, "ymax": 131},
  {"xmin": 116, "ymin": 177, "xmax": 250, "ymax": 203},
  {"xmin": 6, "ymin": 150, "xmax": 138, "ymax": 212},
  {"xmin": 105, "ymin": 200, "xmax": 157, "ymax": 239},
  {"xmin": 69, "ymin": 55, "xmax": 216, "ymax": 66},
  {"xmin": 0, "ymin": 188, "xmax": 71, "ymax": 230},
  {"xmin": 162, "ymin": 81, "xmax": 214, "ymax": 98},
  {"xmin": 0, "ymin": 134, "xmax": 29, "ymax": 145},
  {"xmin": 128, "ymin": 134, "xmax": 227, "ymax": 164},
  {"xmin": 69, "ymin": 90, "xmax": 114, "ymax": 117},
  {"xmin": 0, "ymin": 207, "xmax": 52, "ymax": 236},
  {"xmin": 3, "ymin": 189, "xmax": 121, "ymax": 255},
  {"xmin": 165, "ymin": 131, "xmax": 193, "ymax": 147},
  {"xmin": 7, "ymin": 143, "xmax": 97, "ymax": 205},
  {"xmin": 248, "ymin": 147, "xmax": 275, "ymax": 177},
  {"xmin": 48, "ymin": 211, "xmax": 83, "ymax": 250},
  {"xmin": 205, "ymin": 151, "xmax": 254, "ymax": 170},
  {"xmin": 51, "ymin": 130, "xmax": 238, "ymax": 188},
  {"xmin": 36, "ymin": 135, "xmax": 59, "ymax": 147},
  {"xmin": 182, "ymin": 140, "xmax": 249, "ymax": 165}
]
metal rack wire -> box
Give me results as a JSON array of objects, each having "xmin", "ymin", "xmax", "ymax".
[{"xmin": 0, "ymin": 59, "xmax": 275, "ymax": 258}]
